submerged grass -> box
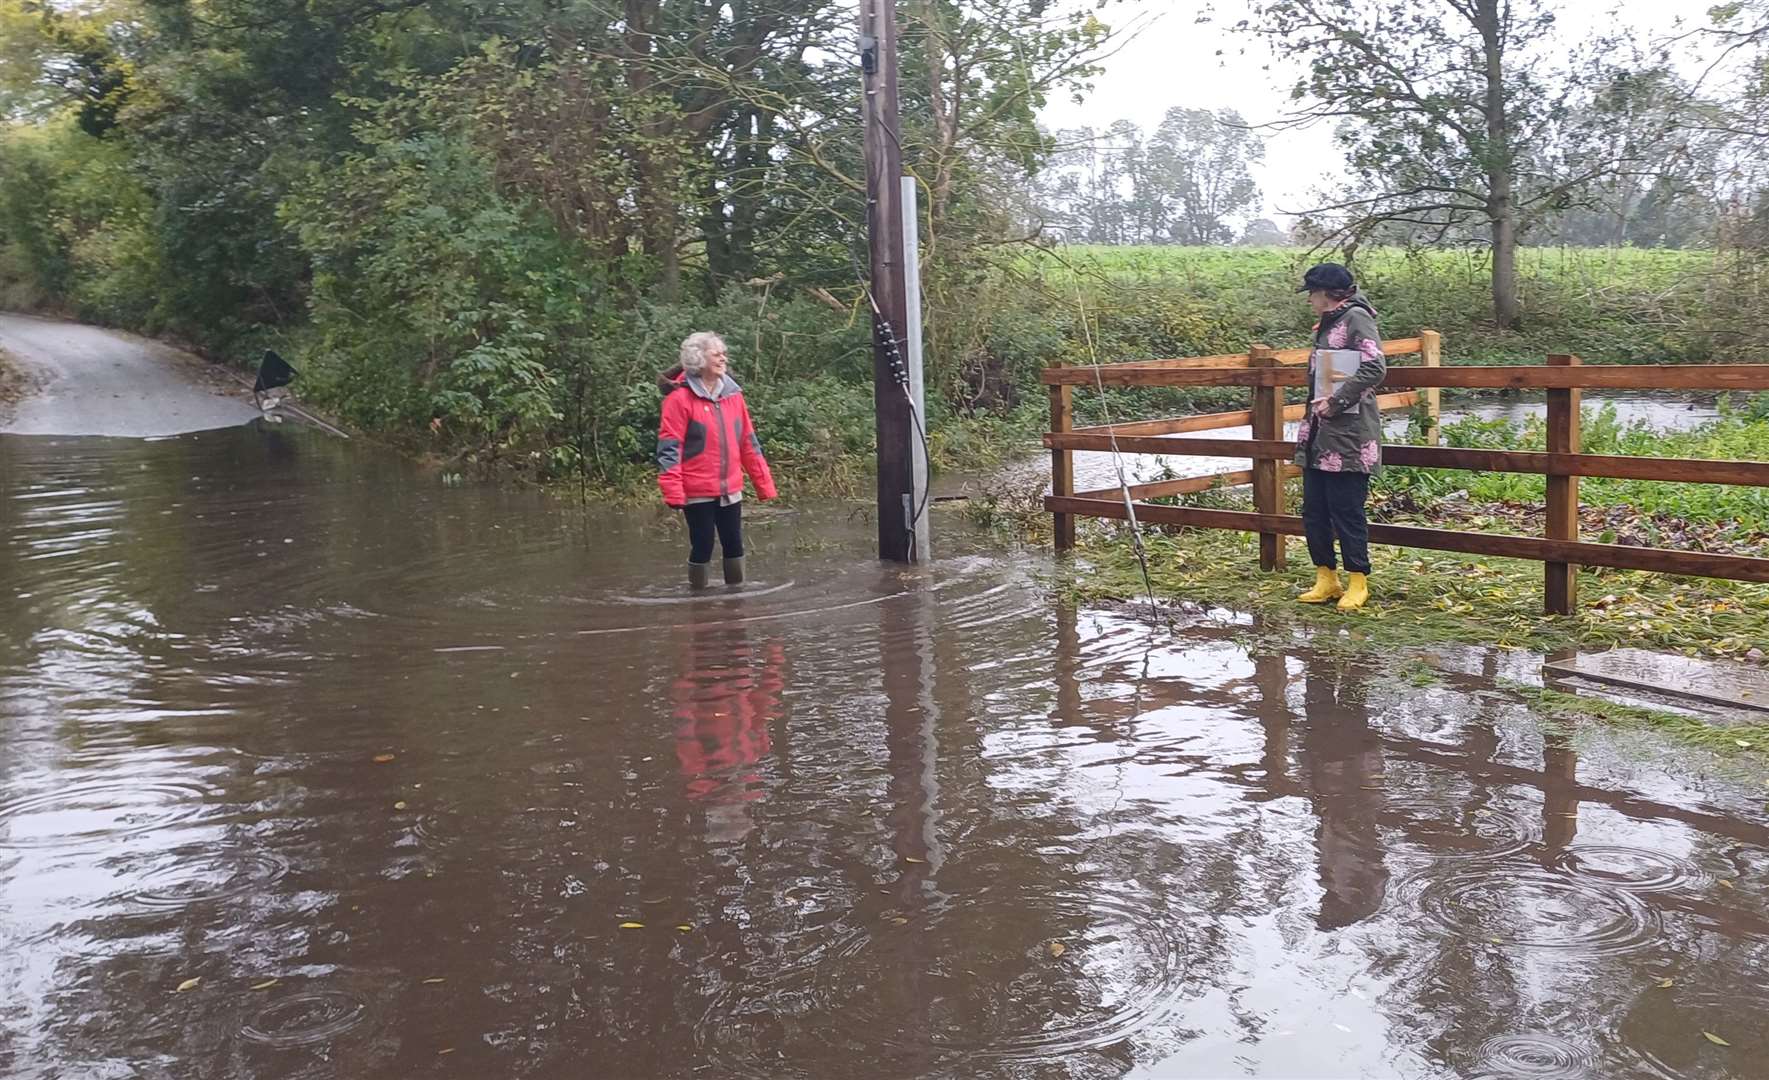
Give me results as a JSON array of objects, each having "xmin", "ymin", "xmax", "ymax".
[{"xmin": 1516, "ymin": 685, "xmax": 1769, "ymax": 756}]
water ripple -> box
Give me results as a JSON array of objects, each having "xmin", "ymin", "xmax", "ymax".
[
  {"xmin": 0, "ymin": 780, "xmax": 215, "ymax": 850},
  {"xmin": 240, "ymin": 988, "xmax": 372, "ymax": 1047},
  {"xmin": 698, "ymin": 885, "xmax": 1192, "ymax": 1074},
  {"xmin": 1401, "ymin": 865, "xmax": 1659, "ymax": 956},
  {"xmin": 1470, "ymin": 1032, "xmax": 1595, "ymax": 1078},
  {"xmin": 1547, "ymin": 844, "xmax": 1712, "ymax": 894},
  {"xmin": 129, "ymin": 850, "xmax": 290, "ymax": 910}
]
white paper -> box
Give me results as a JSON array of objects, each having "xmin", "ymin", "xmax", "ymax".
[{"xmin": 1313, "ymin": 348, "xmax": 1362, "ymax": 411}]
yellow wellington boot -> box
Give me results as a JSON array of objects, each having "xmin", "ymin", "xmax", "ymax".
[
  {"xmin": 1337, "ymin": 572, "xmax": 1370, "ymax": 611},
  {"xmin": 1297, "ymin": 566, "xmax": 1343, "ymax": 604}
]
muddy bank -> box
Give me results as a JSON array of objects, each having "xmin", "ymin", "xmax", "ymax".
[{"xmin": 0, "ymin": 344, "xmax": 32, "ymax": 414}]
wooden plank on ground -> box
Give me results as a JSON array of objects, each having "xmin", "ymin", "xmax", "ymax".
[{"xmin": 1544, "ymin": 649, "xmax": 1769, "ymax": 714}]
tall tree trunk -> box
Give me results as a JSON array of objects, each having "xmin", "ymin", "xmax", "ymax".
[
  {"xmin": 914, "ymin": 0, "xmax": 957, "ymax": 245},
  {"xmin": 1491, "ymin": 206, "xmax": 1520, "ymax": 329},
  {"xmin": 1477, "ymin": 0, "xmax": 1520, "ymax": 329},
  {"xmin": 621, "ymin": 0, "xmax": 681, "ymax": 300},
  {"xmin": 700, "ymin": 166, "xmax": 731, "ymax": 300}
]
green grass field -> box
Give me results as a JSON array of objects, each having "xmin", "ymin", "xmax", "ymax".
[{"xmin": 1014, "ymin": 244, "xmax": 1759, "ymax": 367}]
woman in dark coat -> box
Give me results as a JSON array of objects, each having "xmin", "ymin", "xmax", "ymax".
[{"xmin": 1292, "ymin": 263, "xmax": 1386, "ymax": 610}]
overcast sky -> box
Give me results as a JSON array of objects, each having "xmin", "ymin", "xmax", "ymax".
[{"xmin": 1037, "ymin": 0, "xmax": 1712, "ymax": 227}]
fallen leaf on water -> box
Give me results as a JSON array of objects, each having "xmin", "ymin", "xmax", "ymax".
[
  {"xmin": 438, "ymin": 1048, "xmax": 455, "ymax": 1055},
  {"xmin": 891, "ymin": 917, "xmax": 909, "ymax": 926},
  {"xmin": 619, "ymin": 921, "xmax": 644, "ymax": 929},
  {"xmin": 1488, "ymin": 937, "xmax": 1503, "ymax": 945},
  {"xmin": 675, "ymin": 924, "xmax": 693, "ymax": 933},
  {"xmin": 372, "ymin": 754, "xmax": 395, "ymax": 764},
  {"xmin": 903, "ymin": 857, "xmax": 925, "ymax": 864},
  {"xmin": 1658, "ymin": 978, "xmax": 1674, "ymax": 989},
  {"xmin": 423, "ymin": 978, "xmax": 446, "ymax": 984},
  {"xmin": 1735, "ymin": 741, "xmax": 1754, "ymax": 749},
  {"xmin": 642, "ymin": 897, "xmax": 669, "ymax": 905},
  {"xmin": 176, "ymin": 978, "xmax": 201, "ymax": 993},
  {"xmin": 393, "ymin": 801, "xmax": 407, "ymax": 811},
  {"xmin": 250, "ymin": 979, "xmax": 278, "ymax": 991},
  {"xmin": 1048, "ymin": 942, "xmax": 1066, "ymax": 958},
  {"xmin": 1719, "ymin": 879, "xmax": 1735, "ymax": 889},
  {"xmin": 1702, "ymin": 1031, "xmax": 1731, "ymax": 1046}
]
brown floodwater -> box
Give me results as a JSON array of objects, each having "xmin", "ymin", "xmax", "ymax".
[{"xmin": 2, "ymin": 423, "xmax": 1767, "ymax": 1080}]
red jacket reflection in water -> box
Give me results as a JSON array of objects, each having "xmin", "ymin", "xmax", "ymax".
[{"xmin": 672, "ymin": 628, "xmax": 785, "ymax": 820}]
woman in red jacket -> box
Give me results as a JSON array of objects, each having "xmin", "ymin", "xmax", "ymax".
[{"xmin": 657, "ymin": 332, "xmax": 777, "ymax": 588}]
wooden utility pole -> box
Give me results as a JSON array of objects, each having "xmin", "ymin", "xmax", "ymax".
[{"xmin": 859, "ymin": 0, "xmax": 916, "ymax": 563}]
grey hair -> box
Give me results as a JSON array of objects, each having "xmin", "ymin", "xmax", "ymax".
[{"xmin": 679, "ymin": 331, "xmax": 727, "ymax": 376}]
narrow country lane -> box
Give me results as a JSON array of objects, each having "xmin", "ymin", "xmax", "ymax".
[{"xmin": 0, "ymin": 313, "xmax": 259, "ymax": 437}]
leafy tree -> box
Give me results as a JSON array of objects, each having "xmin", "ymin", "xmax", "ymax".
[
  {"xmin": 1146, "ymin": 107, "xmax": 1264, "ymax": 244},
  {"xmin": 0, "ymin": 0, "xmax": 136, "ymax": 135},
  {"xmin": 1548, "ymin": 67, "xmax": 1727, "ymax": 248},
  {"xmin": 1030, "ymin": 110, "xmax": 1264, "ymax": 245},
  {"xmin": 1236, "ymin": 0, "xmax": 1645, "ymax": 328},
  {"xmin": 1239, "ymin": 217, "xmax": 1289, "ymax": 246}
]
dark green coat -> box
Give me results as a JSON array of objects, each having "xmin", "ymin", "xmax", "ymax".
[{"xmin": 1294, "ymin": 296, "xmax": 1386, "ymax": 475}]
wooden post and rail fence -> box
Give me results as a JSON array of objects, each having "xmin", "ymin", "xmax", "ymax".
[{"xmin": 1044, "ymin": 330, "xmax": 1769, "ymax": 615}]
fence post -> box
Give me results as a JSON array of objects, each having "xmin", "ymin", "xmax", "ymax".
[
  {"xmin": 1249, "ymin": 345, "xmax": 1285, "ymax": 571},
  {"xmin": 1050, "ymin": 378, "xmax": 1076, "ymax": 552},
  {"xmin": 1545, "ymin": 353, "xmax": 1581, "ymax": 615},
  {"xmin": 1421, "ymin": 329, "xmax": 1443, "ymax": 445}
]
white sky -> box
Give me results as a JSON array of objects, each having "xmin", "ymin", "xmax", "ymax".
[{"xmin": 1037, "ymin": 0, "xmax": 1712, "ymax": 227}]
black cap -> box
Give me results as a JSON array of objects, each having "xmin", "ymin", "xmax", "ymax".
[{"xmin": 1298, "ymin": 262, "xmax": 1355, "ymax": 293}]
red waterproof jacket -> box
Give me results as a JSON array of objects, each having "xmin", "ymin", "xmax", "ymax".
[{"xmin": 656, "ymin": 372, "xmax": 777, "ymax": 507}]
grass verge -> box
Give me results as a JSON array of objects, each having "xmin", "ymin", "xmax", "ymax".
[{"xmin": 1070, "ymin": 525, "xmax": 1769, "ymax": 661}]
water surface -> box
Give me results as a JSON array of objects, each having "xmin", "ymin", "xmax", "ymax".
[{"xmin": 2, "ymin": 425, "xmax": 1765, "ymax": 1079}]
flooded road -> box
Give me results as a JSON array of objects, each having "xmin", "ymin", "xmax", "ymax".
[{"xmin": 3, "ymin": 424, "xmax": 1767, "ymax": 1079}]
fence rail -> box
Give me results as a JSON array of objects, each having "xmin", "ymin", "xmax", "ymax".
[{"xmin": 1044, "ymin": 332, "xmax": 1769, "ymax": 613}]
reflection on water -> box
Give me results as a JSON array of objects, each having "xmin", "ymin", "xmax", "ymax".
[{"xmin": 2, "ymin": 425, "xmax": 1767, "ymax": 1079}]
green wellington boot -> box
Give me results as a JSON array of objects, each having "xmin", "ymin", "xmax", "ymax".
[
  {"xmin": 722, "ymin": 556, "xmax": 745, "ymax": 586},
  {"xmin": 1297, "ymin": 566, "xmax": 1343, "ymax": 604},
  {"xmin": 688, "ymin": 562, "xmax": 710, "ymax": 590}
]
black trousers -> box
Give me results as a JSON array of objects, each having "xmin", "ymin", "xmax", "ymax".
[
  {"xmin": 683, "ymin": 501, "xmax": 743, "ymax": 564},
  {"xmin": 1302, "ymin": 468, "xmax": 1372, "ymax": 575}
]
